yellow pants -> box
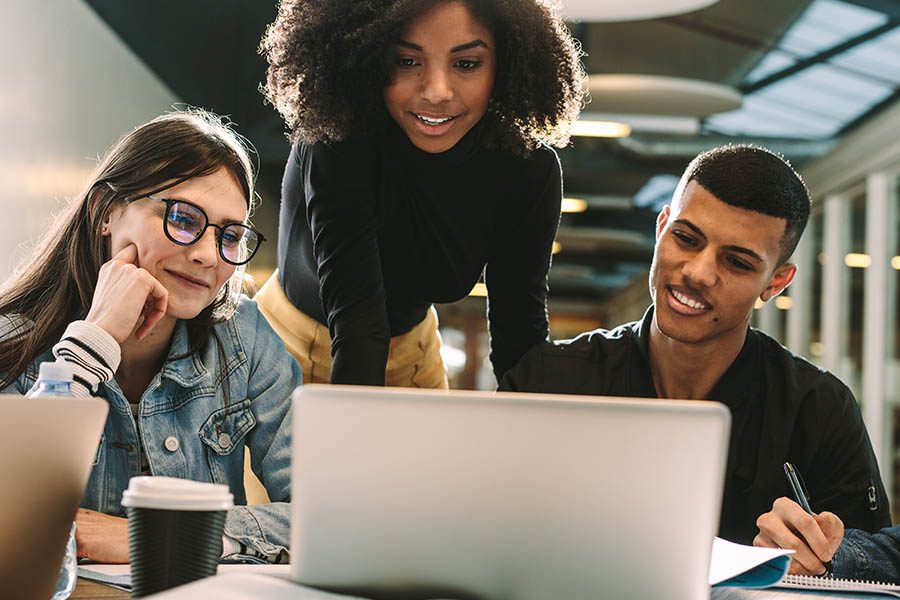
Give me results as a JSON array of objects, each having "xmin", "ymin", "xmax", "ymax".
[{"xmin": 255, "ymin": 271, "xmax": 449, "ymax": 389}]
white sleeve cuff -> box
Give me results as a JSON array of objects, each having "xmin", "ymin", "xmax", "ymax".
[
  {"xmin": 51, "ymin": 321, "xmax": 121, "ymax": 396},
  {"xmin": 221, "ymin": 534, "xmax": 240, "ymax": 558}
]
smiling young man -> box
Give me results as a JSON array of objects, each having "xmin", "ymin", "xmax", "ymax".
[{"xmin": 500, "ymin": 145, "xmax": 891, "ymax": 545}]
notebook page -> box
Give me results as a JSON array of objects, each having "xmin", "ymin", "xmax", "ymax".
[
  {"xmin": 710, "ymin": 537, "xmax": 793, "ymax": 586},
  {"xmin": 778, "ymin": 574, "xmax": 900, "ymax": 597}
]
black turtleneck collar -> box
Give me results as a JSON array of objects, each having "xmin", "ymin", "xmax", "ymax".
[{"xmin": 384, "ymin": 113, "xmax": 483, "ymax": 169}]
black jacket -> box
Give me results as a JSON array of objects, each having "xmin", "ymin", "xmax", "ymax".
[{"xmin": 500, "ymin": 307, "xmax": 891, "ymax": 545}]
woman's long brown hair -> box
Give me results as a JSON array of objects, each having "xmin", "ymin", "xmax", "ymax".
[{"xmin": 0, "ymin": 110, "xmax": 257, "ymax": 388}]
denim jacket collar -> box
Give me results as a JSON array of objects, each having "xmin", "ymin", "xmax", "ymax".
[{"xmin": 159, "ymin": 318, "xmax": 247, "ymax": 389}]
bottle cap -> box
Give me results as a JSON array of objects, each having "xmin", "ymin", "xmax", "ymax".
[{"xmin": 38, "ymin": 360, "xmax": 74, "ymax": 382}]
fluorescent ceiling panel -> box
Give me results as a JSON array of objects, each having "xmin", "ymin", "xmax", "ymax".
[
  {"xmin": 778, "ymin": 0, "xmax": 887, "ymax": 58},
  {"xmin": 830, "ymin": 27, "xmax": 900, "ymax": 85},
  {"xmin": 759, "ymin": 63, "xmax": 895, "ymax": 122},
  {"xmin": 745, "ymin": 50, "xmax": 797, "ymax": 85},
  {"xmin": 709, "ymin": 0, "xmax": 897, "ymax": 140},
  {"xmin": 706, "ymin": 95, "xmax": 843, "ymax": 138}
]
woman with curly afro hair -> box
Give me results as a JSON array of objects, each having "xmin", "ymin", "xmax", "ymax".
[{"xmin": 257, "ymin": 0, "xmax": 585, "ymax": 387}]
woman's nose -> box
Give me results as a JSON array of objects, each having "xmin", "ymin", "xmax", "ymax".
[
  {"xmin": 420, "ymin": 66, "xmax": 454, "ymax": 105},
  {"xmin": 187, "ymin": 228, "xmax": 219, "ymax": 266}
]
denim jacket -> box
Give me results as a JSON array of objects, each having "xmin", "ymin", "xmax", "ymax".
[
  {"xmin": 1, "ymin": 296, "xmax": 301, "ymax": 559},
  {"xmin": 833, "ymin": 527, "xmax": 900, "ymax": 583}
]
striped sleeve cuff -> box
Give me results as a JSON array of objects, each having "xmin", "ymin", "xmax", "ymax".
[
  {"xmin": 52, "ymin": 321, "xmax": 121, "ymax": 397},
  {"xmin": 221, "ymin": 534, "xmax": 240, "ymax": 558},
  {"xmin": 221, "ymin": 534, "xmax": 287, "ymax": 564}
]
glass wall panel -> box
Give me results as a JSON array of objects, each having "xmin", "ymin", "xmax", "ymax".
[
  {"xmin": 893, "ymin": 175, "xmax": 900, "ymax": 405},
  {"xmin": 891, "ymin": 175, "xmax": 900, "ymax": 520},
  {"xmin": 847, "ymin": 193, "xmax": 867, "ymax": 397},
  {"xmin": 809, "ymin": 210, "xmax": 825, "ymax": 364}
]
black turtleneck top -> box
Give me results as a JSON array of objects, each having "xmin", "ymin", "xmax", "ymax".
[{"xmin": 276, "ymin": 121, "xmax": 562, "ymax": 385}]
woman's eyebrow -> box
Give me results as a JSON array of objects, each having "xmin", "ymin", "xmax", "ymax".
[
  {"xmin": 396, "ymin": 39, "xmax": 489, "ymax": 52},
  {"xmin": 451, "ymin": 39, "xmax": 488, "ymax": 52}
]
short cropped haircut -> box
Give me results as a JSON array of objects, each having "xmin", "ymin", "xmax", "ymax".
[
  {"xmin": 674, "ymin": 145, "xmax": 811, "ymax": 264},
  {"xmin": 260, "ymin": 0, "xmax": 585, "ymax": 156}
]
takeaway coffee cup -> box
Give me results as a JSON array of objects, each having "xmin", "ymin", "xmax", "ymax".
[{"xmin": 121, "ymin": 476, "xmax": 233, "ymax": 598}]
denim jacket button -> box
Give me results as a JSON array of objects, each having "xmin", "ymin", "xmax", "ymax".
[
  {"xmin": 218, "ymin": 432, "xmax": 232, "ymax": 449},
  {"xmin": 164, "ymin": 436, "xmax": 179, "ymax": 452}
]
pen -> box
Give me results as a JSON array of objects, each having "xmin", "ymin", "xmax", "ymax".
[{"xmin": 783, "ymin": 461, "xmax": 833, "ymax": 576}]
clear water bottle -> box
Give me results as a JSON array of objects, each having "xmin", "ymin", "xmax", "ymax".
[
  {"xmin": 53, "ymin": 523, "xmax": 78, "ymax": 600},
  {"xmin": 30, "ymin": 360, "xmax": 79, "ymax": 600}
]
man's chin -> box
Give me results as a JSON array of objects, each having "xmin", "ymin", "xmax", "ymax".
[
  {"xmin": 654, "ymin": 311, "xmax": 711, "ymax": 345},
  {"xmin": 657, "ymin": 326, "xmax": 705, "ymax": 345}
]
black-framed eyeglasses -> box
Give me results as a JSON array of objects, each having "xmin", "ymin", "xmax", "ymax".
[{"xmin": 137, "ymin": 195, "xmax": 265, "ymax": 266}]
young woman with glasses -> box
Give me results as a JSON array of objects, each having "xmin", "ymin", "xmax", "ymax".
[
  {"xmin": 258, "ymin": 0, "xmax": 584, "ymax": 387},
  {"xmin": 0, "ymin": 110, "xmax": 300, "ymax": 564}
]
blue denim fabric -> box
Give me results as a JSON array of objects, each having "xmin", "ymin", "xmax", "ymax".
[
  {"xmin": 833, "ymin": 527, "xmax": 900, "ymax": 583},
  {"xmin": 2, "ymin": 296, "xmax": 301, "ymax": 558}
]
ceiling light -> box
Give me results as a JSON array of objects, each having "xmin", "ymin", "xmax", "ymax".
[
  {"xmin": 581, "ymin": 112, "xmax": 701, "ymax": 135},
  {"xmin": 561, "ymin": 0, "xmax": 720, "ymax": 22},
  {"xmin": 561, "ymin": 198, "xmax": 588, "ymax": 213},
  {"xmin": 844, "ymin": 253, "xmax": 871, "ymax": 268},
  {"xmin": 586, "ymin": 74, "xmax": 742, "ymax": 117},
  {"xmin": 892, "ymin": 256, "xmax": 900, "ymax": 270},
  {"xmin": 775, "ymin": 296, "xmax": 793, "ymax": 310},
  {"xmin": 469, "ymin": 283, "xmax": 487, "ymax": 297},
  {"xmin": 439, "ymin": 345, "xmax": 467, "ymax": 370},
  {"xmin": 754, "ymin": 299, "xmax": 765, "ymax": 310},
  {"xmin": 570, "ymin": 119, "xmax": 631, "ymax": 138},
  {"xmin": 552, "ymin": 241, "xmax": 562, "ymax": 255}
]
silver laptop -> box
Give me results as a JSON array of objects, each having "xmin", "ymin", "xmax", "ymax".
[
  {"xmin": 289, "ymin": 385, "xmax": 731, "ymax": 600},
  {"xmin": 0, "ymin": 395, "xmax": 108, "ymax": 599}
]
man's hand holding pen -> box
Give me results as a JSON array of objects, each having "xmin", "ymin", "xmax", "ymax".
[{"xmin": 754, "ymin": 496, "xmax": 845, "ymax": 576}]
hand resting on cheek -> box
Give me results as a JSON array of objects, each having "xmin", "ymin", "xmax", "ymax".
[{"xmin": 84, "ymin": 244, "xmax": 168, "ymax": 343}]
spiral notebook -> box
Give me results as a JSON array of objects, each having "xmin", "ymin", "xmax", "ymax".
[{"xmin": 777, "ymin": 574, "xmax": 900, "ymax": 597}]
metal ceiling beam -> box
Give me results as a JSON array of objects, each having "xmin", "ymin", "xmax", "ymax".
[
  {"xmin": 615, "ymin": 135, "xmax": 835, "ymax": 161},
  {"xmin": 841, "ymin": 0, "xmax": 900, "ymax": 21},
  {"xmin": 741, "ymin": 20, "xmax": 898, "ymax": 93},
  {"xmin": 662, "ymin": 14, "xmax": 779, "ymax": 53}
]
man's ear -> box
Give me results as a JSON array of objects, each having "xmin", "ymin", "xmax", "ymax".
[
  {"xmin": 655, "ymin": 205, "xmax": 671, "ymax": 241},
  {"xmin": 759, "ymin": 262, "xmax": 797, "ymax": 302}
]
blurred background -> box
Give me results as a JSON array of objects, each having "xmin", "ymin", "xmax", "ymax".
[{"xmin": 1, "ymin": 0, "xmax": 898, "ymax": 507}]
